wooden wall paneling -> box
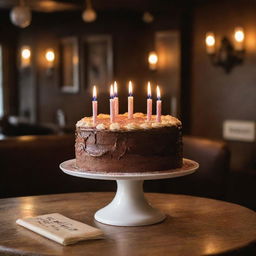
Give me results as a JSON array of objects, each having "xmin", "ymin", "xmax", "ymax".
[
  {"xmin": 0, "ymin": 11, "xmax": 19, "ymax": 117},
  {"xmin": 180, "ymin": 6, "xmax": 193, "ymax": 134},
  {"xmin": 155, "ymin": 30, "xmax": 181, "ymax": 117}
]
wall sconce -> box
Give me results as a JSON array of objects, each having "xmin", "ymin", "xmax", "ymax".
[
  {"xmin": 205, "ymin": 27, "xmax": 245, "ymax": 73},
  {"xmin": 20, "ymin": 46, "xmax": 31, "ymax": 69},
  {"xmin": 45, "ymin": 48, "xmax": 55, "ymax": 75},
  {"xmin": 148, "ymin": 51, "xmax": 158, "ymax": 70}
]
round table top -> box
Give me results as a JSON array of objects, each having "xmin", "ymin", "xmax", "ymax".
[{"xmin": 0, "ymin": 192, "xmax": 255, "ymax": 256}]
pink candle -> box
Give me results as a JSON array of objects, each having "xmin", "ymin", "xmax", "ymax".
[
  {"xmin": 156, "ymin": 86, "xmax": 162, "ymax": 122},
  {"xmin": 92, "ymin": 85, "xmax": 97, "ymax": 125},
  {"xmin": 147, "ymin": 82, "xmax": 152, "ymax": 122},
  {"xmin": 114, "ymin": 81, "xmax": 119, "ymax": 116},
  {"xmin": 128, "ymin": 81, "xmax": 133, "ymax": 119},
  {"xmin": 110, "ymin": 85, "xmax": 115, "ymax": 123}
]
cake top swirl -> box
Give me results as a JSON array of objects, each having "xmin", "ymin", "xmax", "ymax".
[{"xmin": 76, "ymin": 113, "xmax": 181, "ymax": 131}]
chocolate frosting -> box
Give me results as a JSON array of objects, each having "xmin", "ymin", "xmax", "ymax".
[{"xmin": 75, "ymin": 125, "xmax": 182, "ymax": 173}]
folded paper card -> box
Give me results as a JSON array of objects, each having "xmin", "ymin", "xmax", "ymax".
[{"xmin": 16, "ymin": 213, "xmax": 104, "ymax": 245}]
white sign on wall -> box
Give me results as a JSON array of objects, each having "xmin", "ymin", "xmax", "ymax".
[{"xmin": 223, "ymin": 120, "xmax": 255, "ymax": 142}]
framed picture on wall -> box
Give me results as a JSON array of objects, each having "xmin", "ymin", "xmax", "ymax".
[
  {"xmin": 82, "ymin": 35, "xmax": 113, "ymax": 92},
  {"xmin": 60, "ymin": 37, "xmax": 79, "ymax": 93}
]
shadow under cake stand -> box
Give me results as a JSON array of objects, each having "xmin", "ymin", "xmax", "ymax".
[{"xmin": 60, "ymin": 158, "xmax": 199, "ymax": 227}]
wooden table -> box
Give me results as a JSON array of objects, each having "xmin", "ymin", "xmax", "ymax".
[{"xmin": 0, "ymin": 192, "xmax": 255, "ymax": 256}]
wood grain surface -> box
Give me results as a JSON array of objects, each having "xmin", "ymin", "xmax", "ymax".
[{"xmin": 0, "ymin": 192, "xmax": 255, "ymax": 256}]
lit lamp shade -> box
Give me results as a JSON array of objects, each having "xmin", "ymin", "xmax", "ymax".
[
  {"xmin": 45, "ymin": 49, "xmax": 55, "ymax": 68},
  {"xmin": 205, "ymin": 32, "xmax": 215, "ymax": 54},
  {"xmin": 148, "ymin": 51, "xmax": 158, "ymax": 70},
  {"xmin": 10, "ymin": 6, "xmax": 31, "ymax": 28},
  {"xmin": 20, "ymin": 46, "xmax": 31, "ymax": 68},
  {"xmin": 142, "ymin": 12, "xmax": 154, "ymax": 23},
  {"xmin": 82, "ymin": 8, "xmax": 97, "ymax": 22},
  {"xmin": 234, "ymin": 27, "xmax": 245, "ymax": 51}
]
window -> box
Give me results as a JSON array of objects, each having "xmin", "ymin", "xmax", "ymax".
[{"xmin": 0, "ymin": 45, "xmax": 3, "ymax": 117}]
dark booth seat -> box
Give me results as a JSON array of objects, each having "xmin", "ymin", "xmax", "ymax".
[
  {"xmin": 150, "ymin": 136, "xmax": 230, "ymax": 200},
  {"xmin": 0, "ymin": 134, "xmax": 231, "ymax": 201},
  {"xmin": 0, "ymin": 134, "xmax": 116, "ymax": 198},
  {"xmin": 0, "ymin": 116, "xmax": 57, "ymax": 137}
]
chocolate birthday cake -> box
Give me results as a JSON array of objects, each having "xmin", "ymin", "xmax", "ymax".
[{"xmin": 75, "ymin": 113, "xmax": 182, "ymax": 173}]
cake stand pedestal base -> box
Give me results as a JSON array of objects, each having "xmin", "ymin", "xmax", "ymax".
[
  {"xmin": 60, "ymin": 158, "xmax": 199, "ymax": 226},
  {"xmin": 95, "ymin": 180, "xmax": 165, "ymax": 226}
]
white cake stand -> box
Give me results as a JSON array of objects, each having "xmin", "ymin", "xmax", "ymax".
[{"xmin": 60, "ymin": 158, "xmax": 199, "ymax": 227}]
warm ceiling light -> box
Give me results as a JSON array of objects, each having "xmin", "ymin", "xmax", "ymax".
[
  {"xmin": 205, "ymin": 32, "xmax": 215, "ymax": 46},
  {"xmin": 82, "ymin": 0, "xmax": 97, "ymax": 23},
  {"xmin": 234, "ymin": 27, "xmax": 244, "ymax": 42},
  {"xmin": 234, "ymin": 27, "xmax": 244, "ymax": 51},
  {"xmin": 20, "ymin": 46, "xmax": 31, "ymax": 68},
  {"xmin": 45, "ymin": 49, "xmax": 55, "ymax": 75},
  {"xmin": 45, "ymin": 49, "xmax": 55, "ymax": 63},
  {"xmin": 205, "ymin": 32, "xmax": 215, "ymax": 54},
  {"xmin": 21, "ymin": 47, "xmax": 30, "ymax": 59},
  {"xmin": 148, "ymin": 52, "xmax": 158, "ymax": 64},
  {"xmin": 148, "ymin": 51, "xmax": 158, "ymax": 70},
  {"xmin": 10, "ymin": 0, "xmax": 32, "ymax": 28}
]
